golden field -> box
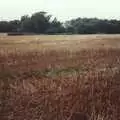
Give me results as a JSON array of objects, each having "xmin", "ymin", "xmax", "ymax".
[
  {"xmin": 1, "ymin": 34, "xmax": 120, "ymax": 52},
  {"xmin": 0, "ymin": 35, "xmax": 120, "ymax": 120}
]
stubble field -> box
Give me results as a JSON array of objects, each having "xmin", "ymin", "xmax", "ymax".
[{"xmin": 0, "ymin": 35, "xmax": 120, "ymax": 120}]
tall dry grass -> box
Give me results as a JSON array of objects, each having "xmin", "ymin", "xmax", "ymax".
[{"xmin": 0, "ymin": 48, "xmax": 120, "ymax": 120}]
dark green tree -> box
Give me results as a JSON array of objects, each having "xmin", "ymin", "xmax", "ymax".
[
  {"xmin": 20, "ymin": 15, "xmax": 34, "ymax": 32},
  {"xmin": 31, "ymin": 12, "xmax": 51, "ymax": 33},
  {"xmin": 46, "ymin": 18, "xmax": 65, "ymax": 34}
]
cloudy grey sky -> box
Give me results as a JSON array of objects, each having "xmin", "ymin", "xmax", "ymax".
[{"xmin": 0, "ymin": 0, "xmax": 120, "ymax": 21}]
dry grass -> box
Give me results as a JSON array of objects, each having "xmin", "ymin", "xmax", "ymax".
[
  {"xmin": 1, "ymin": 34, "xmax": 120, "ymax": 52},
  {"xmin": 0, "ymin": 35, "xmax": 120, "ymax": 120}
]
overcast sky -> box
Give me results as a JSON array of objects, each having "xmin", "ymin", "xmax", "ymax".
[{"xmin": 0, "ymin": 0, "xmax": 120, "ymax": 21}]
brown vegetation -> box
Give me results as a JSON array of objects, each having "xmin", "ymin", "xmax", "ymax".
[{"xmin": 0, "ymin": 35, "xmax": 120, "ymax": 120}]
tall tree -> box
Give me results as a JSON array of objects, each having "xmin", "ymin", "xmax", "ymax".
[
  {"xmin": 31, "ymin": 12, "xmax": 51, "ymax": 33},
  {"xmin": 46, "ymin": 18, "xmax": 65, "ymax": 34},
  {"xmin": 20, "ymin": 15, "xmax": 34, "ymax": 32}
]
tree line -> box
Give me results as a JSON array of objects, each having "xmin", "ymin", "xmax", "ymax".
[{"xmin": 1, "ymin": 11, "xmax": 120, "ymax": 34}]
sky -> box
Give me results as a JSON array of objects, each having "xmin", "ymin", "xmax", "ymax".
[{"xmin": 0, "ymin": 0, "xmax": 120, "ymax": 21}]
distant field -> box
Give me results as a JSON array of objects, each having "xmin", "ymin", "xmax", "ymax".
[
  {"xmin": 0, "ymin": 35, "xmax": 120, "ymax": 120},
  {"xmin": 0, "ymin": 34, "xmax": 120, "ymax": 52}
]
